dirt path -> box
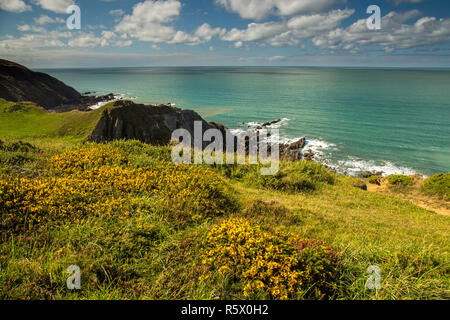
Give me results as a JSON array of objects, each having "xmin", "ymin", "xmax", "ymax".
[{"xmin": 367, "ymin": 184, "xmax": 450, "ymax": 216}]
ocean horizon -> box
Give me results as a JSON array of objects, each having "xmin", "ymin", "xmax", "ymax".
[{"xmin": 39, "ymin": 66, "xmax": 450, "ymax": 177}]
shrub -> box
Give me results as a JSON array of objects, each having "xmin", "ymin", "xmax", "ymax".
[
  {"xmin": 0, "ymin": 151, "xmax": 35, "ymax": 166},
  {"xmin": 50, "ymin": 144, "xmax": 129, "ymax": 174},
  {"xmin": 246, "ymin": 161, "xmax": 335, "ymax": 192},
  {"xmin": 0, "ymin": 140, "xmax": 36, "ymax": 153},
  {"xmin": 386, "ymin": 175, "xmax": 412, "ymax": 187},
  {"xmin": 352, "ymin": 180, "xmax": 367, "ymax": 191},
  {"xmin": 242, "ymin": 200, "xmax": 288, "ymax": 218},
  {"xmin": 110, "ymin": 140, "xmax": 172, "ymax": 168},
  {"xmin": 421, "ymin": 173, "xmax": 450, "ymax": 200},
  {"xmin": 367, "ymin": 175, "xmax": 382, "ymax": 186},
  {"xmin": 0, "ymin": 141, "xmax": 37, "ymax": 166},
  {"xmin": 1, "ymin": 144, "xmax": 237, "ymax": 231},
  {"xmin": 201, "ymin": 218, "xmax": 340, "ymax": 300}
]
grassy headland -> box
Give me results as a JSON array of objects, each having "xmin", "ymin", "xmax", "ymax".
[{"xmin": 0, "ymin": 99, "xmax": 449, "ymax": 300}]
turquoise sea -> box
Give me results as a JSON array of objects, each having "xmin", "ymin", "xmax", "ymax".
[{"xmin": 39, "ymin": 67, "xmax": 450, "ymax": 177}]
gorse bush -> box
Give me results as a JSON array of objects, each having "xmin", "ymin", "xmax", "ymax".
[
  {"xmin": 0, "ymin": 140, "xmax": 37, "ymax": 166},
  {"xmin": 1, "ymin": 143, "xmax": 236, "ymax": 231},
  {"xmin": 421, "ymin": 173, "xmax": 450, "ymax": 200},
  {"xmin": 367, "ymin": 175, "xmax": 382, "ymax": 186},
  {"xmin": 0, "ymin": 140, "xmax": 36, "ymax": 153},
  {"xmin": 386, "ymin": 175, "xmax": 413, "ymax": 187},
  {"xmin": 50, "ymin": 144, "xmax": 129, "ymax": 174},
  {"xmin": 250, "ymin": 161, "xmax": 335, "ymax": 192},
  {"xmin": 214, "ymin": 160, "xmax": 335, "ymax": 193},
  {"xmin": 201, "ymin": 218, "xmax": 341, "ymax": 300}
]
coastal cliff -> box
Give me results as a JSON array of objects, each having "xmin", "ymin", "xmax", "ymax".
[
  {"xmin": 0, "ymin": 59, "xmax": 116, "ymax": 112},
  {"xmin": 88, "ymin": 100, "xmax": 226, "ymax": 145},
  {"xmin": 0, "ymin": 59, "xmax": 81, "ymax": 110},
  {"xmin": 0, "ymin": 59, "xmax": 307, "ymax": 158}
]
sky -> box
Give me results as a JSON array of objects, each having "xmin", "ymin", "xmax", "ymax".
[{"xmin": 0, "ymin": 0, "xmax": 450, "ymax": 68}]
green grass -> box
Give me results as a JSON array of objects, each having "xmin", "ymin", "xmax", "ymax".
[
  {"xmin": 386, "ymin": 175, "xmax": 413, "ymax": 187},
  {"xmin": 0, "ymin": 99, "xmax": 103, "ymax": 142},
  {"xmin": 421, "ymin": 173, "xmax": 450, "ymax": 201},
  {"xmin": 368, "ymin": 175, "xmax": 382, "ymax": 186},
  {"xmin": 0, "ymin": 100, "xmax": 449, "ymax": 300}
]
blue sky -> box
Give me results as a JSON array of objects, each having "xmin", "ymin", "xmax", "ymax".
[{"xmin": 1, "ymin": 0, "xmax": 449, "ymax": 68}]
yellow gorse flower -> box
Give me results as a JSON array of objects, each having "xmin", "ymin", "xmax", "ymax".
[
  {"xmin": 200, "ymin": 218, "xmax": 340, "ymax": 300},
  {"xmin": 0, "ymin": 144, "xmax": 235, "ymax": 231}
]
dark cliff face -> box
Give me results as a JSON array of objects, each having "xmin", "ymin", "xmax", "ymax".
[
  {"xmin": 88, "ymin": 100, "xmax": 221, "ymax": 145},
  {"xmin": 0, "ymin": 59, "xmax": 81, "ymax": 109}
]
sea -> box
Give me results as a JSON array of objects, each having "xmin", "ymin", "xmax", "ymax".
[{"xmin": 38, "ymin": 67, "xmax": 450, "ymax": 177}]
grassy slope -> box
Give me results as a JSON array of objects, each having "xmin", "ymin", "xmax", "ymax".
[
  {"xmin": 0, "ymin": 98, "xmax": 103, "ymax": 142},
  {"xmin": 367, "ymin": 177, "xmax": 449, "ymax": 216},
  {"xmin": 233, "ymin": 182, "xmax": 449, "ymax": 299},
  {"xmin": 0, "ymin": 101, "xmax": 449, "ymax": 300}
]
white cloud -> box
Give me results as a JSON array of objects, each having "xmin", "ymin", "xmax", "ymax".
[
  {"xmin": 17, "ymin": 24, "xmax": 46, "ymax": 32},
  {"xmin": 0, "ymin": 30, "xmax": 70, "ymax": 51},
  {"xmin": 110, "ymin": 8, "xmax": 125, "ymax": 22},
  {"xmin": 312, "ymin": 10, "xmax": 450, "ymax": 52},
  {"xmin": 110, "ymin": 9, "xmax": 125, "ymax": 17},
  {"xmin": 115, "ymin": 1, "xmax": 224, "ymax": 45},
  {"xmin": 221, "ymin": 9, "xmax": 354, "ymax": 47},
  {"xmin": 17, "ymin": 25, "xmax": 32, "ymax": 32},
  {"xmin": 239, "ymin": 55, "xmax": 286, "ymax": 62},
  {"xmin": 68, "ymin": 33, "xmax": 109, "ymax": 48},
  {"xmin": 101, "ymin": 31, "xmax": 117, "ymax": 40},
  {"xmin": 34, "ymin": 14, "xmax": 56, "ymax": 25},
  {"xmin": 216, "ymin": 0, "xmax": 346, "ymax": 20},
  {"xmin": 115, "ymin": 0, "xmax": 182, "ymax": 43},
  {"xmin": 32, "ymin": 0, "xmax": 75, "ymax": 14},
  {"xmin": 67, "ymin": 31, "xmax": 133, "ymax": 48},
  {"xmin": 0, "ymin": 0, "xmax": 31, "ymax": 13}
]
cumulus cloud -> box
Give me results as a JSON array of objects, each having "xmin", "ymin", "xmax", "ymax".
[
  {"xmin": 0, "ymin": 30, "xmax": 70, "ymax": 51},
  {"xmin": 312, "ymin": 10, "xmax": 450, "ymax": 53},
  {"xmin": 32, "ymin": 0, "xmax": 75, "ymax": 14},
  {"xmin": 0, "ymin": 0, "xmax": 31, "ymax": 13},
  {"xmin": 115, "ymin": 0, "xmax": 183, "ymax": 43},
  {"xmin": 34, "ymin": 15, "xmax": 56, "ymax": 25},
  {"xmin": 216, "ymin": 0, "xmax": 346, "ymax": 20},
  {"xmin": 68, "ymin": 33, "xmax": 109, "ymax": 48},
  {"xmin": 66, "ymin": 30, "xmax": 134, "ymax": 48},
  {"xmin": 115, "ymin": 0, "xmax": 224, "ymax": 45},
  {"xmin": 221, "ymin": 9, "xmax": 354, "ymax": 47}
]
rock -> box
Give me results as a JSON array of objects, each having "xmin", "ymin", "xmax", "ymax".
[
  {"xmin": 287, "ymin": 137, "xmax": 306, "ymax": 150},
  {"xmin": 303, "ymin": 150, "xmax": 315, "ymax": 161},
  {"xmin": 358, "ymin": 171, "xmax": 384, "ymax": 179},
  {"xmin": 88, "ymin": 100, "xmax": 228, "ymax": 147},
  {"xmin": 262, "ymin": 119, "xmax": 282, "ymax": 127},
  {"xmin": 353, "ymin": 180, "xmax": 368, "ymax": 191},
  {"xmin": 208, "ymin": 122, "xmax": 228, "ymax": 137},
  {"xmin": 0, "ymin": 59, "xmax": 81, "ymax": 110},
  {"xmin": 278, "ymin": 138, "xmax": 306, "ymax": 161},
  {"xmin": 281, "ymin": 149, "xmax": 302, "ymax": 161},
  {"xmin": 0, "ymin": 59, "xmax": 121, "ymax": 112}
]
